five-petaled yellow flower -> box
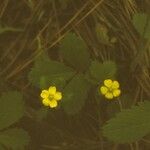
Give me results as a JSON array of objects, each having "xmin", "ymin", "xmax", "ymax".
[
  {"xmin": 40, "ymin": 86, "xmax": 62, "ymax": 108},
  {"xmin": 100, "ymin": 79, "xmax": 121, "ymax": 100}
]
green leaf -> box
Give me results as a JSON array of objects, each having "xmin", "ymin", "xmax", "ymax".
[
  {"xmin": 28, "ymin": 53, "xmax": 75, "ymax": 89},
  {"xmin": 62, "ymin": 74, "xmax": 90, "ymax": 115},
  {"xmin": 89, "ymin": 60, "xmax": 117, "ymax": 83},
  {"xmin": 0, "ymin": 128, "xmax": 30, "ymax": 150},
  {"xmin": 132, "ymin": 13, "xmax": 150, "ymax": 39},
  {"xmin": 103, "ymin": 101, "xmax": 150, "ymax": 143},
  {"xmin": 0, "ymin": 91, "xmax": 25, "ymax": 130},
  {"xmin": 60, "ymin": 32, "xmax": 90, "ymax": 71}
]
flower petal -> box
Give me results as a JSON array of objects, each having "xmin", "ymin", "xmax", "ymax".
[
  {"xmin": 49, "ymin": 99, "xmax": 58, "ymax": 108},
  {"xmin": 104, "ymin": 79, "xmax": 113, "ymax": 88},
  {"xmin": 112, "ymin": 81, "xmax": 120, "ymax": 89},
  {"xmin": 105, "ymin": 92, "xmax": 113, "ymax": 99},
  {"xmin": 48, "ymin": 86, "xmax": 56, "ymax": 95},
  {"xmin": 113, "ymin": 89, "xmax": 121, "ymax": 97},
  {"xmin": 54, "ymin": 92, "xmax": 62, "ymax": 101},
  {"xmin": 40, "ymin": 90, "xmax": 49, "ymax": 99},
  {"xmin": 100, "ymin": 86, "xmax": 108, "ymax": 95},
  {"xmin": 42, "ymin": 99, "xmax": 50, "ymax": 106}
]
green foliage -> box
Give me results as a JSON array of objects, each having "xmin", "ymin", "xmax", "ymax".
[
  {"xmin": 102, "ymin": 101, "xmax": 150, "ymax": 143},
  {"xmin": 62, "ymin": 74, "xmax": 90, "ymax": 115},
  {"xmin": 0, "ymin": 128, "xmax": 30, "ymax": 150},
  {"xmin": 0, "ymin": 91, "xmax": 25, "ymax": 130},
  {"xmin": 89, "ymin": 60, "xmax": 117, "ymax": 83},
  {"xmin": 132, "ymin": 13, "xmax": 150, "ymax": 39},
  {"xmin": 28, "ymin": 53, "xmax": 75, "ymax": 89},
  {"xmin": 60, "ymin": 32, "xmax": 90, "ymax": 71}
]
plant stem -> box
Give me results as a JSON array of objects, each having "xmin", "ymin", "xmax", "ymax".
[
  {"xmin": 130, "ymin": 143, "xmax": 134, "ymax": 150},
  {"xmin": 135, "ymin": 141, "xmax": 139, "ymax": 150},
  {"xmin": 117, "ymin": 98, "xmax": 123, "ymax": 111}
]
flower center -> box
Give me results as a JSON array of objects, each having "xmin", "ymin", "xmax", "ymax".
[
  {"xmin": 48, "ymin": 94, "xmax": 54, "ymax": 100},
  {"xmin": 108, "ymin": 87, "xmax": 113, "ymax": 92}
]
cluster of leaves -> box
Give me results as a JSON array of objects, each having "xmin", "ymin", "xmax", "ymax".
[
  {"xmin": 102, "ymin": 12, "xmax": 150, "ymax": 144},
  {"xmin": 2, "ymin": 11, "xmax": 149, "ymax": 148},
  {"xmin": 29, "ymin": 32, "xmax": 117, "ymax": 115},
  {"xmin": 0, "ymin": 91, "xmax": 29, "ymax": 149},
  {"xmin": 28, "ymin": 11, "xmax": 150, "ymax": 145}
]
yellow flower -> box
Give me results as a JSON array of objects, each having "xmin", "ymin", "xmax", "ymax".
[
  {"xmin": 100, "ymin": 79, "xmax": 121, "ymax": 100},
  {"xmin": 40, "ymin": 86, "xmax": 62, "ymax": 108}
]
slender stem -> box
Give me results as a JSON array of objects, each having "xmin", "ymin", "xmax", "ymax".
[
  {"xmin": 117, "ymin": 98, "xmax": 123, "ymax": 111},
  {"xmin": 135, "ymin": 141, "xmax": 139, "ymax": 150},
  {"xmin": 129, "ymin": 143, "xmax": 134, "ymax": 150}
]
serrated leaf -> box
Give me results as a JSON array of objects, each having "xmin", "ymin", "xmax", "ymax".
[
  {"xmin": 0, "ymin": 91, "xmax": 25, "ymax": 130},
  {"xmin": 103, "ymin": 101, "xmax": 150, "ymax": 143},
  {"xmin": 0, "ymin": 128, "xmax": 30, "ymax": 150},
  {"xmin": 60, "ymin": 32, "xmax": 90, "ymax": 71},
  {"xmin": 132, "ymin": 13, "xmax": 150, "ymax": 39},
  {"xmin": 62, "ymin": 74, "xmax": 90, "ymax": 115},
  {"xmin": 28, "ymin": 53, "xmax": 75, "ymax": 89},
  {"xmin": 89, "ymin": 60, "xmax": 117, "ymax": 83}
]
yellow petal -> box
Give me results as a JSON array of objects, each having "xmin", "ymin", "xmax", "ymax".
[
  {"xmin": 112, "ymin": 81, "xmax": 120, "ymax": 89},
  {"xmin": 49, "ymin": 99, "xmax": 58, "ymax": 108},
  {"xmin": 40, "ymin": 90, "xmax": 49, "ymax": 99},
  {"xmin": 42, "ymin": 99, "xmax": 50, "ymax": 106},
  {"xmin": 105, "ymin": 92, "xmax": 113, "ymax": 99},
  {"xmin": 54, "ymin": 92, "xmax": 62, "ymax": 101},
  {"xmin": 100, "ymin": 86, "xmax": 108, "ymax": 95},
  {"xmin": 113, "ymin": 89, "xmax": 121, "ymax": 97},
  {"xmin": 104, "ymin": 79, "xmax": 113, "ymax": 88},
  {"xmin": 48, "ymin": 86, "xmax": 56, "ymax": 95}
]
